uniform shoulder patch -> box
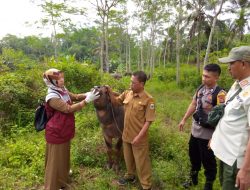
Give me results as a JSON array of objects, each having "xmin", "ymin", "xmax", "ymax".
[
  {"xmin": 217, "ymin": 90, "xmax": 227, "ymax": 104},
  {"xmin": 149, "ymin": 103, "xmax": 155, "ymax": 110},
  {"xmin": 241, "ymin": 89, "xmax": 250, "ymax": 97}
]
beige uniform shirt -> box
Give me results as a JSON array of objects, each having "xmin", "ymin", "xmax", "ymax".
[{"xmin": 117, "ymin": 90, "xmax": 156, "ymax": 144}]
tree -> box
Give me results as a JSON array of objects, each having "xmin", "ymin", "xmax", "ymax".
[
  {"xmin": 32, "ymin": 0, "xmax": 85, "ymax": 60},
  {"xmin": 61, "ymin": 28, "xmax": 100, "ymax": 62},
  {"xmin": 185, "ymin": 0, "xmax": 208, "ymax": 73},
  {"xmin": 203, "ymin": 0, "xmax": 225, "ymax": 65},
  {"xmin": 176, "ymin": 0, "xmax": 183, "ymax": 85},
  {"xmin": 226, "ymin": 0, "xmax": 250, "ymax": 43},
  {"xmin": 108, "ymin": 7, "xmax": 131, "ymax": 73},
  {"xmin": 132, "ymin": 0, "xmax": 148, "ymax": 71},
  {"xmin": 93, "ymin": 0, "xmax": 124, "ymax": 73}
]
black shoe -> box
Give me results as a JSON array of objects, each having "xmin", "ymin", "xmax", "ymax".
[
  {"xmin": 191, "ymin": 171, "xmax": 198, "ymax": 185},
  {"xmin": 203, "ymin": 181, "xmax": 213, "ymax": 190},
  {"xmin": 117, "ymin": 176, "xmax": 136, "ymax": 186},
  {"xmin": 182, "ymin": 180, "xmax": 192, "ymax": 189},
  {"xmin": 182, "ymin": 171, "xmax": 198, "ymax": 189}
]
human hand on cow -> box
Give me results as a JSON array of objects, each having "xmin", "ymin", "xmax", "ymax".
[
  {"xmin": 84, "ymin": 90, "xmax": 100, "ymax": 103},
  {"xmin": 84, "ymin": 92, "xmax": 91, "ymax": 98}
]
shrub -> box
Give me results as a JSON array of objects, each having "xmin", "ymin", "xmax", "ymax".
[
  {"xmin": 48, "ymin": 61, "xmax": 101, "ymax": 93},
  {"xmin": 0, "ymin": 130, "xmax": 45, "ymax": 188}
]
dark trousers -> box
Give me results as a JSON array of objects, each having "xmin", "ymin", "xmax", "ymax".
[
  {"xmin": 189, "ymin": 135, "xmax": 217, "ymax": 182},
  {"xmin": 219, "ymin": 161, "xmax": 239, "ymax": 190}
]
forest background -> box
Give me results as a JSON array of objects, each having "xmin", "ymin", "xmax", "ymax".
[{"xmin": 0, "ymin": 0, "xmax": 249, "ymax": 189}]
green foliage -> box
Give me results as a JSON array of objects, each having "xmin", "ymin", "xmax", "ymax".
[
  {"xmin": 0, "ymin": 63, "xmax": 235, "ymax": 189},
  {"xmin": 217, "ymin": 64, "xmax": 234, "ymax": 91},
  {"xmin": 0, "ymin": 50, "xmax": 102, "ymax": 135},
  {"xmin": 154, "ymin": 64, "xmax": 234, "ymax": 92},
  {"xmin": 154, "ymin": 65, "xmax": 201, "ymax": 90},
  {"xmin": 61, "ymin": 28, "xmax": 100, "ymax": 62},
  {"xmin": 0, "ymin": 129, "xmax": 45, "ymax": 189},
  {"xmin": 46, "ymin": 57, "xmax": 101, "ymax": 93},
  {"xmin": 0, "ymin": 48, "xmax": 37, "ymax": 71},
  {"xmin": 98, "ymin": 73, "xmax": 129, "ymax": 93}
]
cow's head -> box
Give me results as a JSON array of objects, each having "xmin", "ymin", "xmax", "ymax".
[{"xmin": 92, "ymin": 86, "xmax": 111, "ymax": 109}]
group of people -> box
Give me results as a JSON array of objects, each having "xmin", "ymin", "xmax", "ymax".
[
  {"xmin": 42, "ymin": 45, "xmax": 250, "ymax": 190},
  {"xmin": 43, "ymin": 69, "xmax": 155, "ymax": 190},
  {"xmin": 179, "ymin": 46, "xmax": 250, "ymax": 190}
]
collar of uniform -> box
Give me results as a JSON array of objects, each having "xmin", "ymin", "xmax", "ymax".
[
  {"xmin": 203, "ymin": 85, "xmax": 218, "ymax": 93},
  {"xmin": 239, "ymin": 76, "xmax": 250, "ymax": 90},
  {"xmin": 133, "ymin": 90, "xmax": 144, "ymax": 97}
]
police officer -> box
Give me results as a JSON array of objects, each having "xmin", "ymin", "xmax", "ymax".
[
  {"xmin": 178, "ymin": 64, "xmax": 226, "ymax": 190},
  {"xmin": 109, "ymin": 71, "xmax": 155, "ymax": 190}
]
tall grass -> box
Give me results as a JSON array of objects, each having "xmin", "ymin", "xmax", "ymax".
[{"xmin": 0, "ymin": 65, "xmax": 229, "ymax": 189}]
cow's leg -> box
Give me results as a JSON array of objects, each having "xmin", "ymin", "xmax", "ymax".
[
  {"xmin": 104, "ymin": 135, "xmax": 113, "ymax": 169},
  {"xmin": 112, "ymin": 137, "xmax": 123, "ymax": 173}
]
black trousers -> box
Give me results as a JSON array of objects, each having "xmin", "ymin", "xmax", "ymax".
[{"xmin": 189, "ymin": 134, "xmax": 217, "ymax": 182}]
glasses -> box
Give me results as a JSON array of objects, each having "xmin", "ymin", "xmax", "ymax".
[{"xmin": 131, "ymin": 81, "xmax": 141, "ymax": 85}]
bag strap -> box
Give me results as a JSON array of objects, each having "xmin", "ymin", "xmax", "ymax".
[
  {"xmin": 211, "ymin": 86, "xmax": 223, "ymax": 106},
  {"xmin": 195, "ymin": 84, "xmax": 204, "ymax": 100},
  {"xmin": 195, "ymin": 84, "xmax": 204, "ymax": 110},
  {"xmin": 225, "ymin": 88, "xmax": 242, "ymax": 105},
  {"xmin": 44, "ymin": 91, "xmax": 62, "ymax": 121}
]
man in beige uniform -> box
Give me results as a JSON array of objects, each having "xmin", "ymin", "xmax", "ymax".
[{"xmin": 111, "ymin": 71, "xmax": 155, "ymax": 190}]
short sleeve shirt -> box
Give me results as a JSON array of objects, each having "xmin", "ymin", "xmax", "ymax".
[
  {"xmin": 118, "ymin": 90, "xmax": 156, "ymax": 144},
  {"xmin": 192, "ymin": 85, "xmax": 226, "ymax": 140},
  {"xmin": 211, "ymin": 78, "xmax": 250, "ymax": 168}
]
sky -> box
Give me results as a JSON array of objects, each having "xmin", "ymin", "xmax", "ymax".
[
  {"xmin": 0, "ymin": 0, "xmax": 135, "ymax": 40},
  {"xmin": 0, "ymin": 1, "xmax": 248, "ymax": 40},
  {"xmin": 0, "ymin": 0, "xmax": 47, "ymax": 39}
]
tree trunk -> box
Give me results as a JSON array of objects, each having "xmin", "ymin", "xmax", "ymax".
[
  {"xmin": 203, "ymin": 0, "xmax": 224, "ymax": 65},
  {"xmin": 128, "ymin": 36, "xmax": 131, "ymax": 72},
  {"xmin": 196, "ymin": 19, "xmax": 201, "ymax": 74},
  {"xmin": 149, "ymin": 19, "xmax": 156, "ymax": 77},
  {"xmin": 163, "ymin": 39, "xmax": 167, "ymax": 68},
  {"xmin": 100, "ymin": 16, "xmax": 105, "ymax": 72},
  {"xmin": 140, "ymin": 23, "xmax": 144, "ymax": 71},
  {"xmin": 176, "ymin": 0, "xmax": 182, "ymax": 85},
  {"xmin": 125, "ymin": 31, "xmax": 128, "ymax": 72},
  {"xmin": 104, "ymin": 16, "xmax": 109, "ymax": 73}
]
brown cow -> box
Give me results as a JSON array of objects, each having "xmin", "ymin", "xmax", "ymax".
[{"xmin": 93, "ymin": 86, "xmax": 124, "ymax": 172}]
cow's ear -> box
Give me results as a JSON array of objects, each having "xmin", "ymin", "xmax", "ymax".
[
  {"xmin": 112, "ymin": 91, "xmax": 120, "ymax": 97},
  {"xmin": 104, "ymin": 85, "xmax": 112, "ymax": 95}
]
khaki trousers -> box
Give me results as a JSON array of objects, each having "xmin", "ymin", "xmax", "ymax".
[
  {"xmin": 123, "ymin": 141, "xmax": 152, "ymax": 189},
  {"xmin": 45, "ymin": 141, "xmax": 71, "ymax": 190}
]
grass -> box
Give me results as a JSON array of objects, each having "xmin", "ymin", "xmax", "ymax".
[{"xmin": 0, "ymin": 79, "xmax": 222, "ymax": 190}]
